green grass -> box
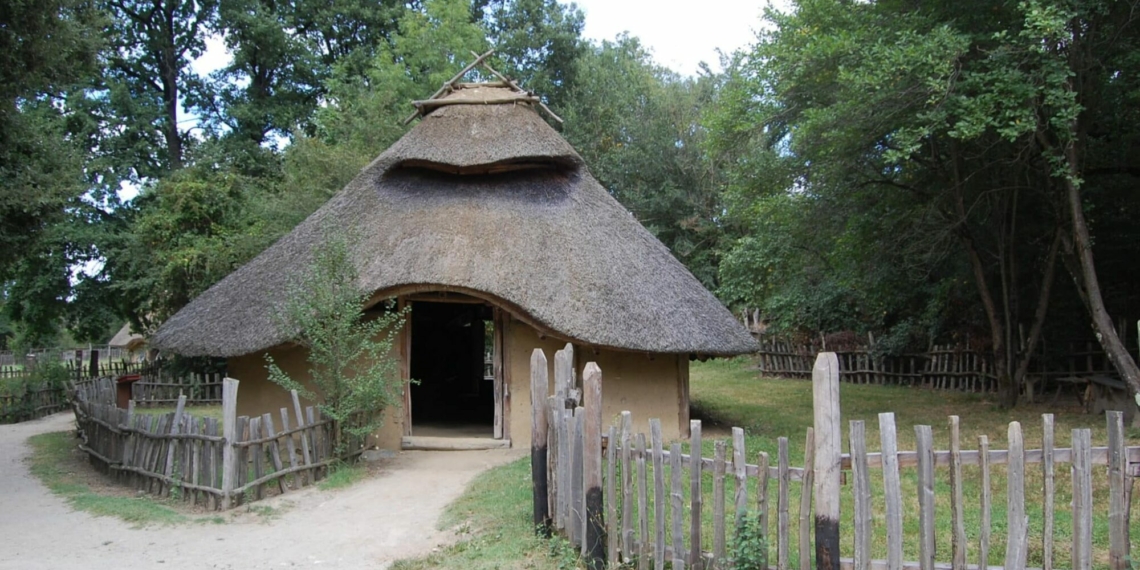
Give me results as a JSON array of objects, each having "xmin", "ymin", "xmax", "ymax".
[
  {"xmin": 686, "ymin": 357, "xmax": 1140, "ymax": 568},
  {"xmin": 318, "ymin": 462, "xmax": 369, "ymax": 490},
  {"xmin": 392, "ymin": 457, "xmax": 580, "ymax": 570},
  {"xmin": 135, "ymin": 404, "xmax": 224, "ymax": 421},
  {"xmin": 26, "ymin": 431, "xmax": 189, "ymax": 527}
]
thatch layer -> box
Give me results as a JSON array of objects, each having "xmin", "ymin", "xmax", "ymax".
[{"xmin": 151, "ymin": 87, "xmax": 756, "ymax": 357}]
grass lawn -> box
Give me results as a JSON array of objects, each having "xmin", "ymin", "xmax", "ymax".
[
  {"xmin": 134, "ymin": 404, "xmax": 224, "ymax": 422},
  {"xmin": 392, "ymin": 456, "xmax": 581, "ymax": 570},
  {"xmin": 26, "ymin": 431, "xmax": 204, "ymax": 527}
]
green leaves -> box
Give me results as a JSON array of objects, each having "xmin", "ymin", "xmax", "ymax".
[{"xmin": 265, "ymin": 227, "xmax": 406, "ymax": 449}]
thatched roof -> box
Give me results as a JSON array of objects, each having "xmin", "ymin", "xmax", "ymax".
[
  {"xmin": 109, "ymin": 323, "xmax": 146, "ymax": 349},
  {"xmin": 151, "ymin": 84, "xmax": 757, "ymax": 358}
]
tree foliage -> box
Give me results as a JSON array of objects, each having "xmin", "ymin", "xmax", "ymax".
[{"xmin": 707, "ymin": 0, "xmax": 1140, "ymax": 404}]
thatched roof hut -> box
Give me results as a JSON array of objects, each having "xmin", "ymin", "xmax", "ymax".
[{"xmin": 151, "ymin": 84, "xmax": 756, "ymax": 359}]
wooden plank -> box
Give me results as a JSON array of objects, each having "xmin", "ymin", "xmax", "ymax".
[
  {"xmin": 1107, "ymin": 411, "xmax": 1127, "ymax": 570},
  {"xmin": 1042, "ymin": 414, "xmax": 1055, "ymax": 570},
  {"xmin": 850, "ymin": 421, "xmax": 871, "ymax": 570},
  {"xmin": 671, "ymin": 442, "xmax": 686, "ymax": 570},
  {"xmin": 778, "ymin": 437, "xmax": 790, "ymax": 570},
  {"xmin": 163, "ymin": 395, "xmax": 187, "ymax": 495},
  {"xmin": 690, "ymin": 420, "xmax": 703, "ymax": 570},
  {"xmin": 249, "ymin": 416, "xmax": 264, "ymax": 500},
  {"xmin": 582, "ymin": 363, "xmax": 604, "ymax": 570},
  {"xmin": 607, "ymin": 425, "xmax": 619, "ymax": 569},
  {"xmin": 978, "ymin": 435, "xmax": 991, "ymax": 570},
  {"xmin": 262, "ymin": 413, "xmax": 285, "ymax": 494},
  {"xmin": 637, "ymin": 432, "xmax": 650, "ymax": 570},
  {"xmin": 548, "ymin": 396, "xmax": 560, "ymax": 529},
  {"xmin": 757, "ymin": 451, "xmax": 770, "ymax": 543},
  {"xmin": 236, "ymin": 416, "xmax": 250, "ymax": 501},
  {"xmin": 798, "ymin": 428, "xmax": 815, "ymax": 570},
  {"xmin": 713, "ymin": 440, "xmax": 727, "ymax": 569},
  {"xmin": 563, "ymin": 409, "xmax": 575, "ymax": 535},
  {"xmin": 279, "ymin": 408, "xmax": 300, "ymax": 488},
  {"xmin": 530, "ymin": 349, "xmax": 551, "ymax": 534},
  {"xmin": 732, "ymin": 427, "xmax": 748, "ymax": 529},
  {"xmin": 493, "ymin": 308, "xmax": 504, "ymax": 439},
  {"xmin": 291, "ymin": 390, "xmax": 313, "ymax": 482},
  {"xmin": 572, "ymin": 407, "xmax": 585, "ymax": 550},
  {"xmin": 1004, "ymin": 422, "xmax": 1026, "ymax": 570},
  {"xmin": 622, "ymin": 411, "xmax": 634, "ymax": 563},
  {"xmin": 1071, "ymin": 429, "xmax": 1092, "ymax": 570},
  {"xmin": 813, "ymin": 352, "xmax": 841, "ymax": 570},
  {"xmin": 651, "ymin": 419, "xmax": 666, "ymax": 570},
  {"xmin": 879, "ymin": 413, "xmax": 903, "ymax": 570},
  {"xmin": 220, "ymin": 379, "xmax": 238, "ymax": 509},
  {"xmin": 949, "ymin": 416, "xmax": 966, "ymax": 570},
  {"xmin": 915, "ymin": 425, "xmax": 935, "ymax": 570}
]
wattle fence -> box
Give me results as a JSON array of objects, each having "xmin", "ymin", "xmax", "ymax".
[
  {"xmin": 531, "ymin": 346, "xmax": 1138, "ymax": 570},
  {"xmin": 756, "ymin": 339, "xmax": 1000, "ymax": 393},
  {"xmin": 73, "ymin": 377, "xmax": 352, "ymax": 509}
]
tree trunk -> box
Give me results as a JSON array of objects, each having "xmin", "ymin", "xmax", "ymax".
[
  {"xmin": 1061, "ymin": 145, "xmax": 1140, "ymax": 411},
  {"xmin": 1012, "ymin": 232, "xmax": 1061, "ymax": 391},
  {"xmin": 949, "ymin": 146, "xmax": 1014, "ymax": 406}
]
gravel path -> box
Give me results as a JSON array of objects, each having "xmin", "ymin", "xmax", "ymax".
[{"xmin": 0, "ymin": 412, "xmax": 521, "ymax": 570}]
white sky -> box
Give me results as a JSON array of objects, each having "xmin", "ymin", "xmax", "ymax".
[
  {"xmin": 572, "ymin": 0, "xmax": 787, "ymax": 75},
  {"xmin": 192, "ymin": 1, "xmax": 792, "ymax": 78}
]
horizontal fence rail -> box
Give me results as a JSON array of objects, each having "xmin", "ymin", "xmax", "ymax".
[{"xmin": 533, "ymin": 349, "xmax": 1138, "ymax": 570}]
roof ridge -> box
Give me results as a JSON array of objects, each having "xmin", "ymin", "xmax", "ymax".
[{"xmin": 401, "ymin": 49, "xmax": 563, "ymax": 125}]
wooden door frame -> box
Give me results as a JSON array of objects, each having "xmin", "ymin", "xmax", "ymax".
[{"xmin": 400, "ymin": 295, "xmax": 508, "ymax": 440}]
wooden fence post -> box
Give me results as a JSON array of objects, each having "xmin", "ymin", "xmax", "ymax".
[
  {"xmin": 163, "ymin": 394, "xmax": 187, "ymax": 496},
  {"xmin": 1004, "ymin": 422, "xmax": 1027, "ymax": 570},
  {"xmin": 1071, "ymin": 429, "xmax": 1092, "ymax": 570},
  {"xmin": 1107, "ymin": 411, "xmax": 1128, "ymax": 569},
  {"xmin": 812, "ymin": 352, "xmax": 840, "ymax": 570},
  {"xmin": 690, "ymin": 419, "xmax": 703, "ymax": 570},
  {"xmin": 879, "ymin": 413, "xmax": 903, "ymax": 570},
  {"xmin": 582, "ymin": 362, "xmax": 605, "ymax": 570},
  {"xmin": 220, "ymin": 378, "xmax": 239, "ymax": 509},
  {"xmin": 531, "ymin": 349, "xmax": 551, "ymax": 535}
]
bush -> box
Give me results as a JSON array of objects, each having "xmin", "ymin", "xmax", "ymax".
[
  {"xmin": 729, "ymin": 512, "xmax": 768, "ymax": 570},
  {"xmin": 265, "ymin": 226, "xmax": 407, "ymax": 455}
]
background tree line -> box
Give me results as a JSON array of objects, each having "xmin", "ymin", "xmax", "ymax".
[{"xmin": 3, "ymin": 0, "xmax": 1138, "ymax": 406}]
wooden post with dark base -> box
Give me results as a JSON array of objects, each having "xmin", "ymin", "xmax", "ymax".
[
  {"xmin": 531, "ymin": 349, "xmax": 551, "ymax": 535},
  {"xmin": 813, "ymin": 352, "xmax": 841, "ymax": 570},
  {"xmin": 582, "ymin": 362, "xmax": 606, "ymax": 570}
]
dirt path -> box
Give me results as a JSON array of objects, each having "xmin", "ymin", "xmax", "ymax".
[{"xmin": 0, "ymin": 412, "xmax": 521, "ymax": 570}]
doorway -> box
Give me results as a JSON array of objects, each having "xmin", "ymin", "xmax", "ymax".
[{"xmin": 408, "ymin": 299, "xmax": 498, "ymax": 438}]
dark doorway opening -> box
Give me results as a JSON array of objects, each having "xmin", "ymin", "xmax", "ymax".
[{"xmin": 409, "ymin": 300, "xmax": 495, "ymax": 436}]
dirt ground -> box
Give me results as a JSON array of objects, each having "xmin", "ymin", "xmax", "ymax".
[{"xmin": 0, "ymin": 412, "xmax": 522, "ymax": 570}]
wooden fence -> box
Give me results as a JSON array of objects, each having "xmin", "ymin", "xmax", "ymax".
[
  {"xmin": 756, "ymin": 340, "xmax": 999, "ymax": 393},
  {"xmin": 73, "ymin": 376, "xmax": 349, "ymax": 510},
  {"xmin": 1, "ymin": 361, "xmax": 150, "ymax": 424},
  {"xmin": 130, "ymin": 371, "xmax": 225, "ymax": 406},
  {"xmin": 0, "ymin": 384, "xmax": 70, "ymax": 423},
  {"xmin": 532, "ymin": 348, "xmax": 1138, "ymax": 570}
]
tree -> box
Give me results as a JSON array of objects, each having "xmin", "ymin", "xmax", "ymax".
[
  {"xmin": 561, "ymin": 36, "xmax": 727, "ymax": 287},
  {"xmin": 479, "ymin": 0, "xmax": 585, "ymax": 110},
  {"xmin": 711, "ymin": 0, "xmax": 1140, "ymax": 407},
  {"xmin": 101, "ymin": 0, "xmax": 218, "ymax": 174},
  {"xmin": 0, "ymin": 0, "xmax": 103, "ymax": 277},
  {"xmin": 265, "ymin": 228, "xmax": 406, "ymax": 454}
]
